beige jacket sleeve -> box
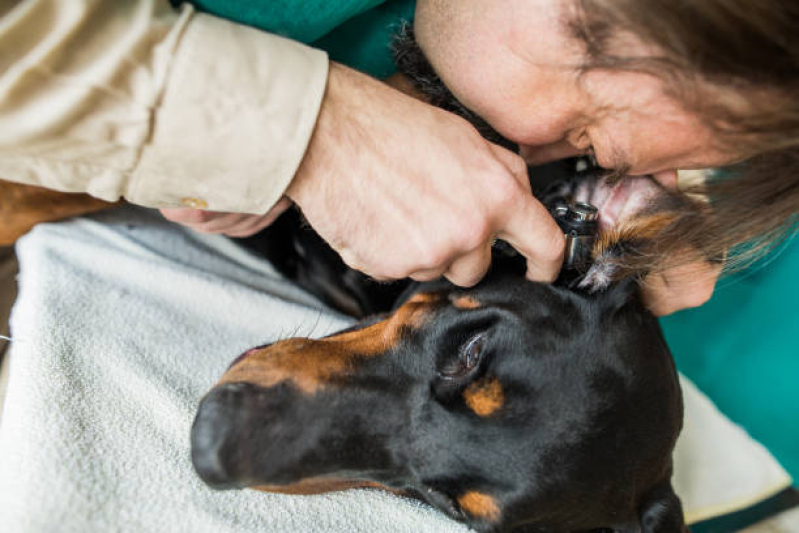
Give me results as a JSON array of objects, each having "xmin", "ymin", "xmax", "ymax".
[{"xmin": 0, "ymin": 0, "xmax": 329, "ymax": 213}]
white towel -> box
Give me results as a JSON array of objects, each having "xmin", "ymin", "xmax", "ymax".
[{"xmin": 0, "ymin": 206, "xmax": 791, "ymax": 532}]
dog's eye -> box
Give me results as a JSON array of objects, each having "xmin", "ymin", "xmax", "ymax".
[{"xmin": 438, "ymin": 332, "xmax": 486, "ymax": 379}]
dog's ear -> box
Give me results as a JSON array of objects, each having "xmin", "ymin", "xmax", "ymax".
[
  {"xmin": 638, "ymin": 482, "xmax": 688, "ymax": 533},
  {"xmin": 579, "ymin": 196, "xmax": 715, "ymax": 294}
]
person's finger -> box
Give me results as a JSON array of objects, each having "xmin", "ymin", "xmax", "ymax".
[
  {"xmin": 185, "ymin": 213, "xmax": 254, "ymax": 234},
  {"xmin": 409, "ymin": 267, "xmax": 446, "ymax": 282},
  {"xmin": 159, "ymin": 208, "xmax": 247, "ymax": 233},
  {"xmin": 262, "ymin": 197, "xmax": 293, "ymax": 225},
  {"xmin": 484, "ymin": 142, "xmax": 564, "ymax": 282},
  {"xmin": 496, "ymin": 196, "xmax": 564, "ymax": 283},
  {"xmin": 222, "ymin": 198, "xmax": 293, "ymax": 238},
  {"xmin": 443, "ymin": 244, "xmax": 493, "ymax": 287},
  {"xmin": 159, "ymin": 207, "xmax": 218, "ymax": 226},
  {"xmin": 484, "ymin": 141, "xmax": 564, "ymax": 282}
]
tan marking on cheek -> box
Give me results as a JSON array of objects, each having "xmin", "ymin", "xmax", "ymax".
[
  {"xmin": 457, "ymin": 491, "xmax": 501, "ymax": 521},
  {"xmin": 451, "ymin": 295, "xmax": 481, "ymax": 309},
  {"xmin": 216, "ymin": 294, "xmax": 437, "ymax": 394},
  {"xmin": 463, "ymin": 377, "xmax": 505, "ymax": 417}
]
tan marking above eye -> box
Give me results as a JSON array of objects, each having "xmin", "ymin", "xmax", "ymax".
[
  {"xmin": 215, "ymin": 293, "xmax": 438, "ymax": 394},
  {"xmin": 457, "ymin": 491, "xmax": 501, "ymax": 521},
  {"xmin": 451, "ymin": 295, "xmax": 481, "ymax": 309},
  {"xmin": 463, "ymin": 377, "xmax": 505, "ymax": 417}
]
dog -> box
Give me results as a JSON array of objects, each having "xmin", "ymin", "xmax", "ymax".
[
  {"xmin": 189, "ymin": 159, "xmax": 698, "ymax": 533},
  {"xmin": 188, "ymin": 25, "xmax": 709, "ymax": 531},
  {"xmin": 0, "ymin": 138, "xmax": 693, "ymax": 533}
]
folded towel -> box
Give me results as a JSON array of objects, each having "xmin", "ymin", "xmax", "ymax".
[{"xmin": 0, "ymin": 206, "xmax": 791, "ymax": 532}]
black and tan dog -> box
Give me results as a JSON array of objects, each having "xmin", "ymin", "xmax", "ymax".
[
  {"xmin": 188, "ymin": 26, "xmax": 705, "ymax": 533},
  {"xmin": 190, "ymin": 162, "xmax": 697, "ymax": 533}
]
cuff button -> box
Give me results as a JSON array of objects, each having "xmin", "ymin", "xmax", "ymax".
[{"xmin": 181, "ymin": 197, "xmax": 209, "ymax": 209}]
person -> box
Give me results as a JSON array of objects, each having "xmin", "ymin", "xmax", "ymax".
[{"xmin": 0, "ymin": 0, "xmax": 796, "ymax": 317}]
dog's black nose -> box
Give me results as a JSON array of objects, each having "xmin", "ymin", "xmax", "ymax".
[{"xmin": 191, "ymin": 382, "xmax": 258, "ymax": 489}]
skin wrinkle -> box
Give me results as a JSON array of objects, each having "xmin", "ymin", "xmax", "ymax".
[
  {"xmin": 457, "ymin": 491, "xmax": 501, "ymax": 521},
  {"xmin": 217, "ymin": 292, "xmax": 438, "ymax": 394}
]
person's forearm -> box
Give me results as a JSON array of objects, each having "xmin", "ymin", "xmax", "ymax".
[{"xmin": 0, "ymin": 0, "xmax": 328, "ymax": 214}]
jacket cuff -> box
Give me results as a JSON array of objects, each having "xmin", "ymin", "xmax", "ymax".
[{"xmin": 129, "ymin": 10, "xmax": 328, "ymax": 213}]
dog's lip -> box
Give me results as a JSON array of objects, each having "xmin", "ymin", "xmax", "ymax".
[{"xmin": 575, "ymin": 175, "xmax": 659, "ymax": 231}]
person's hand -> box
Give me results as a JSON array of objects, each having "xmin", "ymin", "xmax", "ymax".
[
  {"xmin": 284, "ymin": 62, "xmax": 564, "ymax": 287},
  {"xmin": 641, "ymin": 257, "xmax": 722, "ymax": 316},
  {"xmin": 159, "ymin": 197, "xmax": 292, "ymax": 238}
]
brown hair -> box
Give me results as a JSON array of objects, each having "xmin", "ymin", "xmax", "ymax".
[{"xmin": 569, "ymin": 0, "xmax": 799, "ymax": 273}]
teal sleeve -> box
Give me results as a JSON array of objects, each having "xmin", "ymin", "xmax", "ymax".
[
  {"xmin": 187, "ymin": 0, "xmax": 387, "ymax": 43},
  {"xmin": 313, "ymin": 0, "xmax": 415, "ymax": 79},
  {"xmin": 187, "ymin": 0, "xmax": 416, "ymax": 78},
  {"xmin": 661, "ymin": 237, "xmax": 799, "ymax": 482}
]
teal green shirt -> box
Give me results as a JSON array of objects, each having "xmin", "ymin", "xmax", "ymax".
[{"xmin": 188, "ymin": 0, "xmax": 416, "ymax": 78}]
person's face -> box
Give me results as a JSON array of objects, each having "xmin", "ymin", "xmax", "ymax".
[{"xmin": 415, "ymin": 0, "xmax": 740, "ymax": 183}]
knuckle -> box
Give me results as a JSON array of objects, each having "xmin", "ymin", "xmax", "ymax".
[
  {"xmin": 507, "ymin": 155, "xmax": 528, "ymax": 178},
  {"xmin": 384, "ymin": 265, "xmax": 411, "ymax": 280},
  {"xmin": 420, "ymin": 247, "xmax": 448, "ymax": 270},
  {"xmin": 491, "ymin": 177, "xmax": 520, "ymax": 211},
  {"xmin": 455, "ymin": 217, "xmax": 491, "ymax": 251},
  {"xmin": 414, "ymin": 239, "xmax": 449, "ymax": 270},
  {"xmin": 378, "ymin": 256, "xmax": 417, "ymax": 280},
  {"xmin": 410, "ymin": 270, "xmax": 441, "ymax": 282}
]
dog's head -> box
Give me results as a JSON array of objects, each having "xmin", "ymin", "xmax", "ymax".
[
  {"xmin": 191, "ymin": 262, "xmax": 685, "ymax": 532},
  {"xmin": 189, "ymin": 131, "xmax": 698, "ymax": 533}
]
